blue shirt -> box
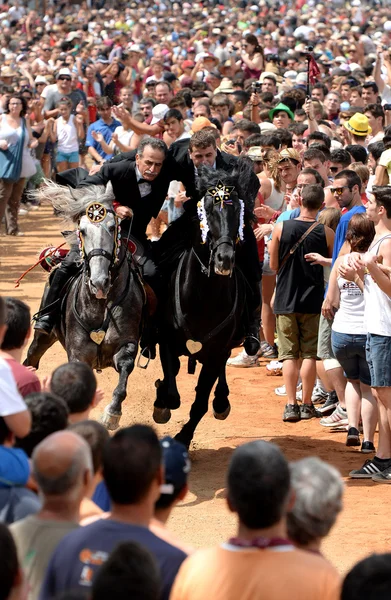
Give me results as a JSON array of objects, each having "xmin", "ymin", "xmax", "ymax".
[
  {"xmin": 332, "ymin": 205, "xmax": 366, "ymax": 264},
  {"xmin": 86, "ymin": 118, "xmax": 121, "ymax": 160},
  {"xmin": 40, "ymin": 519, "xmax": 186, "ymax": 600},
  {"xmin": 92, "ymin": 481, "xmax": 111, "ymax": 511},
  {"xmin": 0, "ymin": 447, "xmax": 30, "ymax": 488}
]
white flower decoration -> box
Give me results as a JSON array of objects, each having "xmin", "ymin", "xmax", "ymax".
[
  {"xmin": 238, "ymin": 199, "xmax": 245, "ymax": 241},
  {"xmin": 197, "ymin": 198, "xmax": 209, "ymax": 244}
]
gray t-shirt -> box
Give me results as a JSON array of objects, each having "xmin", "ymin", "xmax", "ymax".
[
  {"xmin": 43, "ymin": 88, "xmax": 86, "ymax": 114},
  {"xmin": 11, "ymin": 515, "xmax": 79, "ymax": 600}
]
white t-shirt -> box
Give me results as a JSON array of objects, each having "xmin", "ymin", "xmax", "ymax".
[{"xmin": 0, "ymin": 357, "xmax": 27, "ymax": 416}]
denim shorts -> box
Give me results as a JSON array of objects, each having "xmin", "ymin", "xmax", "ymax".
[
  {"xmin": 331, "ymin": 331, "xmax": 371, "ymax": 385},
  {"xmin": 56, "ymin": 150, "xmax": 80, "ymax": 164},
  {"xmin": 366, "ymin": 333, "xmax": 391, "ymax": 388}
]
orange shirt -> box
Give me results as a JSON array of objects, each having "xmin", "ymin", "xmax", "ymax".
[{"xmin": 170, "ymin": 544, "xmax": 340, "ymax": 600}]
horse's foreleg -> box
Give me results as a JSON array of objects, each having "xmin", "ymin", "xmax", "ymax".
[
  {"xmin": 176, "ymin": 361, "xmax": 225, "ymax": 448},
  {"xmin": 213, "ymin": 364, "xmax": 231, "ymax": 420},
  {"xmin": 101, "ymin": 342, "xmax": 137, "ymax": 431},
  {"xmin": 153, "ymin": 342, "xmax": 180, "ymax": 424},
  {"xmin": 24, "ymin": 331, "xmax": 57, "ymax": 369}
]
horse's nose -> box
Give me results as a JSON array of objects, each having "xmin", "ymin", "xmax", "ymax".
[{"xmin": 216, "ymin": 250, "xmax": 234, "ymax": 276}]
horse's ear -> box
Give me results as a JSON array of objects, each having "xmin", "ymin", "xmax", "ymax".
[{"xmin": 234, "ymin": 157, "xmax": 259, "ymax": 216}]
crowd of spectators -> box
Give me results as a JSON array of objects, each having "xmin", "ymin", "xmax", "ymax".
[{"xmin": 2, "ymin": 0, "xmax": 391, "ymax": 597}]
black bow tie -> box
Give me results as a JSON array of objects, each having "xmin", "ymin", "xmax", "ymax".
[{"xmin": 138, "ymin": 178, "xmax": 150, "ymax": 185}]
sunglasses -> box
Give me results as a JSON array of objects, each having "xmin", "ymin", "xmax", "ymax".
[
  {"xmin": 58, "ymin": 76, "xmax": 71, "ymax": 81},
  {"xmin": 330, "ymin": 186, "xmax": 350, "ymax": 195},
  {"xmin": 329, "ymin": 166, "xmax": 340, "ymax": 174}
]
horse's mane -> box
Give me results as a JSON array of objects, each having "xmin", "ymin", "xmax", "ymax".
[
  {"xmin": 197, "ymin": 157, "xmax": 258, "ymax": 215},
  {"xmin": 30, "ymin": 179, "xmax": 116, "ymax": 223}
]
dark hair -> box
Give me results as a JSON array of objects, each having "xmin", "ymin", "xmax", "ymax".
[
  {"xmin": 140, "ymin": 97, "xmax": 156, "ymax": 109},
  {"xmin": 97, "ymin": 96, "xmax": 113, "ymax": 111},
  {"xmin": 341, "ymin": 553, "xmax": 391, "ymax": 600},
  {"xmin": 308, "ymin": 144, "xmax": 331, "ymax": 161},
  {"xmin": 259, "ymin": 134, "xmax": 280, "ymax": 150},
  {"xmin": 365, "ymin": 103, "xmax": 384, "ymax": 125},
  {"xmin": 244, "ymin": 34, "xmax": 263, "ymax": 58},
  {"xmin": 235, "ymin": 119, "xmax": 260, "ymax": 135},
  {"xmin": 232, "ymin": 90, "xmax": 250, "ymax": 105},
  {"xmin": 228, "ymin": 440, "xmax": 290, "ymax": 529},
  {"xmin": 368, "ymin": 141, "xmax": 385, "ymax": 162},
  {"xmin": 345, "ymin": 144, "xmax": 368, "ymax": 165},
  {"xmin": 362, "ymin": 81, "xmax": 379, "ymax": 94},
  {"xmin": 274, "ymin": 128, "xmax": 293, "ymax": 148},
  {"xmin": 0, "ymin": 417, "xmax": 10, "ymax": 445},
  {"xmin": 50, "ymin": 363, "xmax": 97, "ymax": 414},
  {"xmin": 15, "ymin": 392, "xmax": 69, "ymax": 457},
  {"xmin": 289, "ymin": 123, "xmax": 308, "ymax": 136},
  {"xmin": 259, "ymin": 91, "xmax": 274, "ymax": 104},
  {"xmin": 0, "ymin": 523, "xmax": 19, "ymax": 600},
  {"xmin": 334, "ymin": 169, "xmax": 362, "ymax": 192},
  {"xmin": 92, "ymin": 541, "xmax": 160, "ymax": 600},
  {"xmin": 163, "ymin": 108, "xmax": 183, "ymax": 123},
  {"xmin": 372, "ymin": 186, "xmax": 391, "ymax": 219},
  {"xmin": 68, "ymin": 420, "xmax": 109, "ymax": 475},
  {"xmin": 189, "ymin": 130, "xmax": 217, "ymax": 151},
  {"xmin": 307, "ymin": 131, "xmax": 331, "ymax": 149},
  {"xmin": 346, "ymin": 213, "xmax": 375, "ymax": 253},
  {"xmin": 168, "ymin": 97, "xmax": 186, "ymax": 111},
  {"xmin": 103, "ymin": 425, "xmax": 161, "ymax": 504},
  {"xmin": 303, "ymin": 147, "xmax": 327, "ymax": 164},
  {"xmin": 330, "ymin": 148, "xmax": 351, "ymax": 168},
  {"xmin": 0, "ymin": 295, "xmax": 6, "ymax": 327},
  {"xmin": 210, "ymin": 93, "xmax": 230, "ymax": 108},
  {"xmin": 5, "ymin": 94, "xmax": 28, "ymax": 117},
  {"xmin": 137, "ymin": 136, "xmax": 167, "ymax": 157},
  {"xmin": 312, "ymin": 82, "xmax": 328, "ymax": 97},
  {"xmin": 300, "ymin": 167, "xmax": 325, "ymax": 188},
  {"xmin": 243, "ymin": 133, "xmax": 262, "ymax": 149},
  {"xmin": 301, "ymin": 184, "xmax": 325, "ymax": 210},
  {"xmin": 1, "ymin": 297, "xmax": 30, "ymax": 351}
]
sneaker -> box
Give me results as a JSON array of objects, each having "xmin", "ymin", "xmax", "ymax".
[
  {"xmin": 260, "ymin": 343, "xmax": 278, "ymax": 359},
  {"xmin": 275, "ymin": 382, "xmax": 302, "ymax": 397},
  {"xmin": 283, "ymin": 403, "xmax": 300, "ymax": 422},
  {"xmin": 311, "ymin": 385, "xmax": 328, "ymax": 404},
  {"xmin": 361, "ymin": 441, "xmax": 376, "ymax": 454},
  {"xmin": 346, "ymin": 427, "xmax": 360, "ymax": 447},
  {"xmin": 372, "ymin": 465, "xmax": 391, "ymax": 483},
  {"xmin": 18, "ymin": 207, "xmax": 29, "ymax": 216},
  {"xmin": 349, "ymin": 458, "xmax": 391, "ymax": 479},
  {"xmin": 319, "ymin": 405, "xmax": 348, "ymax": 428},
  {"xmin": 316, "ymin": 391, "xmax": 339, "ymax": 415},
  {"xmin": 227, "ymin": 349, "xmax": 259, "ymax": 368},
  {"xmin": 300, "ymin": 403, "xmax": 318, "ymax": 420}
]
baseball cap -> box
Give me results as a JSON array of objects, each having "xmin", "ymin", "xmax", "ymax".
[
  {"xmin": 191, "ymin": 116, "xmax": 216, "ymax": 132},
  {"xmin": 128, "ymin": 43, "xmax": 142, "ymax": 53},
  {"xmin": 182, "ymin": 60, "xmax": 195, "ymax": 69},
  {"xmin": 57, "ymin": 68, "xmax": 72, "ymax": 78},
  {"xmin": 277, "ymin": 148, "xmax": 301, "ymax": 163},
  {"xmin": 151, "ymin": 103, "xmax": 169, "ymax": 124},
  {"xmin": 160, "ymin": 436, "xmax": 191, "ymax": 495}
]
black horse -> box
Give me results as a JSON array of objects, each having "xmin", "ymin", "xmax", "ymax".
[{"xmin": 152, "ymin": 160, "xmax": 258, "ymax": 448}]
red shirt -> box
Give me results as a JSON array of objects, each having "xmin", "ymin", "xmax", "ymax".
[
  {"xmin": 4, "ymin": 356, "xmax": 41, "ymax": 398},
  {"xmin": 254, "ymin": 191, "xmax": 266, "ymax": 262}
]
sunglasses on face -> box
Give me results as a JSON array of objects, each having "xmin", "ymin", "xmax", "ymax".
[
  {"xmin": 330, "ymin": 186, "xmax": 350, "ymax": 195},
  {"xmin": 329, "ymin": 166, "xmax": 340, "ymax": 174},
  {"xmin": 58, "ymin": 76, "xmax": 71, "ymax": 81}
]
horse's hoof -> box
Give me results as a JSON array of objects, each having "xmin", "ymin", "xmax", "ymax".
[
  {"xmin": 213, "ymin": 403, "xmax": 231, "ymax": 420},
  {"xmin": 155, "ymin": 379, "xmax": 162, "ymax": 389},
  {"xmin": 174, "ymin": 432, "xmax": 191, "ymax": 450},
  {"xmin": 153, "ymin": 406, "xmax": 171, "ymax": 424},
  {"xmin": 101, "ymin": 407, "xmax": 122, "ymax": 431}
]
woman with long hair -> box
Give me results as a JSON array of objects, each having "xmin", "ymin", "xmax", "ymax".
[{"xmin": 234, "ymin": 34, "xmax": 264, "ymax": 80}]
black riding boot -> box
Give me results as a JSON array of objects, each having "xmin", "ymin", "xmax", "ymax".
[
  {"xmin": 139, "ymin": 254, "xmax": 163, "ymax": 360},
  {"xmin": 34, "ymin": 266, "xmax": 74, "ymax": 335},
  {"xmin": 237, "ymin": 227, "xmax": 262, "ymax": 357},
  {"xmin": 244, "ymin": 305, "xmax": 262, "ymax": 357}
]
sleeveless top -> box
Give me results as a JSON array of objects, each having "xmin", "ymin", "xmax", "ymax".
[
  {"xmin": 332, "ymin": 256, "xmax": 366, "ymax": 335},
  {"xmin": 57, "ymin": 114, "xmax": 79, "ymax": 153},
  {"xmin": 0, "ymin": 114, "xmax": 34, "ymax": 179},
  {"xmin": 364, "ymin": 233, "xmax": 391, "ymax": 336},
  {"xmin": 265, "ymin": 178, "xmax": 285, "ymax": 211},
  {"xmin": 274, "ymin": 220, "xmax": 328, "ymax": 315}
]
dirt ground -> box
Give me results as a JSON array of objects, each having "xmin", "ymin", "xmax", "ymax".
[{"xmin": 2, "ymin": 204, "xmax": 391, "ymax": 576}]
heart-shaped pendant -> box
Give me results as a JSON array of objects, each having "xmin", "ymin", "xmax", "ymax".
[
  {"xmin": 186, "ymin": 339, "xmax": 202, "ymax": 354},
  {"xmin": 90, "ymin": 330, "xmax": 105, "ymax": 345}
]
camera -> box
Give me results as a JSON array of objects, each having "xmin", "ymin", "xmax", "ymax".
[
  {"xmin": 384, "ymin": 104, "xmax": 391, "ymax": 111},
  {"xmin": 252, "ymin": 81, "xmax": 262, "ymax": 92},
  {"xmin": 267, "ymin": 54, "xmax": 280, "ymax": 64}
]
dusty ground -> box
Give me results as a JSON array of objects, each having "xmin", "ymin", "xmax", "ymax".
[{"xmin": 2, "ymin": 205, "xmax": 391, "ymax": 576}]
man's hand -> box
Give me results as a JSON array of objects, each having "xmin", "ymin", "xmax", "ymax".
[
  {"xmin": 91, "ymin": 131, "xmax": 104, "ymax": 143},
  {"xmin": 254, "ymin": 205, "xmax": 275, "ymax": 220},
  {"xmin": 321, "ymin": 296, "xmax": 337, "ymax": 320},
  {"xmin": 254, "ymin": 223, "xmax": 273, "ymax": 240},
  {"xmin": 305, "ymin": 252, "xmax": 327, "ymax": 266},
  {"xmin": 89, "ymin": 164, "xmax": 103, "ymax": 176},
  {"xmin": 115, "ymin": 205, "xmax": 133, "ymax": 219},
  {"xmin": 174, "ymin": 190, "xmax": 190, "ymax": 207}
]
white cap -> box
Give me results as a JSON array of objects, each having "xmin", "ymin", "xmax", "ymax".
[
  {"xmin": 284, "ymin": 70, "xmax": 297, "ymax": 80},
  {"xmin": 35, "ymin": 75, "xmax": 48, "ymax": 84},
  {"xmin": 295, "ymin": 72, "xmax": 308, "ymax": 85},
  {"xmin": 128, "ymin": 43, "xmax": 142, "ymax": 53},
  {"xmin": 57, "ymin": 68, "xmax": 72, "ymax": 78},
  {"xmin": 384, "ymin": 20, "xmax": 391, "ymax": 31},
  {"xmin": 151, "ymin": 103, "xmax": 169, "ymax": 124}
]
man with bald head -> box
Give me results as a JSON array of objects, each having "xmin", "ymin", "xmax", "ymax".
[{"xmin": 10, "ymin": 431, "xmax": 93, "ymax": 600}]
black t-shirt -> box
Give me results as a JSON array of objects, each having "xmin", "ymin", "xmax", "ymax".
[{"xmin": 274, "ymin": 219, "xmax": 328, "ymax": 315}]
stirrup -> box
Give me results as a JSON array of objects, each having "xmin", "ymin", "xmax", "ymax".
[{"xmin": 137, "ymin": 348, "xmax": 151, "ymax": 369}]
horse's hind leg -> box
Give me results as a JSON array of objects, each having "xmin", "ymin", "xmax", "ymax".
[
  {"xmin": 213, "ymin": 364, "xmax": 231, "ymax": 420},
  {"xmin": 24, "ymin": 331, "xmax": 57, "ymax": 369},
  {"xmin": 153, "ymin": 342, "xmax": 180, "ymax": 425},
  {"xmin": 175, "ymin": 361, "xmax": 224, "ymax": 449},
  {"xmin": 101, "ymin": 342, "xmax": 137, "ymax": 431}
]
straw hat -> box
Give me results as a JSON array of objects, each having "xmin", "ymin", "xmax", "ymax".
[{"xmin": 344, "ymin": 113, "xmax": 372, "ymax": 136}]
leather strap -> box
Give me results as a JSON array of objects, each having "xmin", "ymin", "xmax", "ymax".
[{"xmin": 278, "ymin": 221, "xmax": 319, "ymax": 274}]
